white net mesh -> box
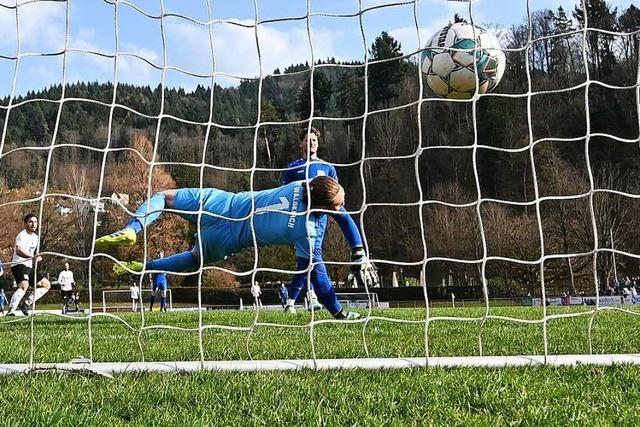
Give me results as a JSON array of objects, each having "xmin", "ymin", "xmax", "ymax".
[{"xmin": 0, "ymin": 0, "xmax": 638, "ymax": 372}]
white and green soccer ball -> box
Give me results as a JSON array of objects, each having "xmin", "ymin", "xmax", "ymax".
[{"xmin": 421, "ymin": 22, "xmax": 506, "ymax": 99}]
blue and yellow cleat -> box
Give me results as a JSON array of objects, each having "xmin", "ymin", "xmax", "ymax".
[
  {"xmin": 113, "ymin": 261, "xmax": 144, "ymax": 276},
  {"xmin": 95, "ymin": 228, "xmax": 137, "ymax": 251}
]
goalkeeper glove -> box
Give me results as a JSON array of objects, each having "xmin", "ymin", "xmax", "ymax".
[{"xmin": 348, "ymin": 247, "xmax": 379, "ymax": 288}]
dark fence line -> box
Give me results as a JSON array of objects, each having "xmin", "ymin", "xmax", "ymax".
[{"xmin": 1, "ymin": 285, "xmax": 558, "ymax": 307}]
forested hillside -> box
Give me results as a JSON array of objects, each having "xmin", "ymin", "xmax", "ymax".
[{"xmin": 0, "ymin": 1, "xmax": 638, "ymax": 295}]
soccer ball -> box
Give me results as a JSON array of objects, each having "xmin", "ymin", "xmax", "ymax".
[{"xmin": 421, "ymin": 22, "xmax": 506, "ymax": 99}]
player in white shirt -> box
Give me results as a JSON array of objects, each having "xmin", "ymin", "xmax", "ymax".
[
  {"xmin": 58, "ymin": 262, "xmax": 75, "ymax": 314},
  {"xmin": 129, "ymin": 282, "xmax": 140, "ymax": 312},
  {"xmin": 7, "ymin": 214, "xmax": 51, "ymax": 316},
  {"xmin": 250, "ymin": 282, "xmax": 262, "ymax": 308}
]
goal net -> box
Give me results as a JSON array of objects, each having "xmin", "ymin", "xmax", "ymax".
[{"xmin": 0, "ymin": 0, "xmax": 638, "ymax": 374}]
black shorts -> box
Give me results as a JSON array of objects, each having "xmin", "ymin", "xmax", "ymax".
[
  {"xmin": 11, "ymin": 264, "xmax": 44, "ymax": 287},
  {"xmin": 61, "ymin": 290, "xmax": 73, "ymax": 300}
]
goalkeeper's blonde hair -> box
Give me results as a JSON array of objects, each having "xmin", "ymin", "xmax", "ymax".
[{"xmin": 307, "ymin": 176, "xmax": 342, "ymax": 209}]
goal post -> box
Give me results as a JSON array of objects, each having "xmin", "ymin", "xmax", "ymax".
[{"xmin": 101, "ymin": 289, "xmax": 173, "ymax": 313}]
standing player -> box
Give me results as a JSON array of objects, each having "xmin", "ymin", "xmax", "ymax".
[
  {"xmin": 149, "ymin": 250, "xmax": 168, "ymax": 312},
  {"xmin": 251, "ymin": 282, "xmax": 263, "ymax": 308},
  {"xmin": 129, "ymin": 281, "xmax": 140, "ymax": 312},
  {"xmin": 95, "ymin": 177, "xmax": 377, "ymax": 320},
  {"xmin": 7, "ymin": 214, "xmax": 51, "ymax": 316},
  {"xmin": 281, "ymin": 128, "xmax": 373, "ymax": 314},
  {"xmin": 58, "ymin": 262, "xmax": 75, "ymax": 314}
]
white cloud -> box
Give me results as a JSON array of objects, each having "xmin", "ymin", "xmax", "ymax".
[
  {"xmin": 16, "ymin": 1, "xmax": 66, "ymax": 53},
  {"xmin": 0, "ymin": 2, "xmax": 67, "ymax": 55},
  {"xmin": 387, "ymin": 24, "xmax": 440, "ymax": 54},
  {"xmin": 165, "ymin": 18, "xmax": 214, "ymax": 76},
  {"xmin": 66, "ymin": 27, "xmax": 163, "ymax": 87},
  {"xmin": 118, "ymin": 43, "xmax": 162, "ymax": 86},
  {"xmin": 159, "ymin": 18, "xmax": 345, "ymax": 87}
]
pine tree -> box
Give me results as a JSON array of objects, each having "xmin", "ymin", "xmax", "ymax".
[
  {"xmin": 336, "ymin": 71, "xmax": 364, "ymax": 154},
  {"xmin": 573, "ymin": 0, "xmax": 618, "ymax": 77},
  {"xmin": 618, "ymin": 5, "xmax": 640, "ymax": 76},
  {"xmin": 296, "ymin": 70, "xmax": 333, "ymax": 121},
  {"xmin": 550, "ymin": 6, "xmax": 575, "ymax": 78},
  {"xmin": 259, "ymin": 100, "xmax": 282, "ymax": 166},
  {"xmin": 368, "ymin": 31, "xmax": 404, "ymax": 109}
]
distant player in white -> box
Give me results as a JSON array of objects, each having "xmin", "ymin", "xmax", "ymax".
[
  {"xmin": 129, "ymin": 282, "xmax": 140, "ymax": 312},
  {"xmin": 8, "ymin": 214, "xmax": 51, "ymax": 316},
  {"xmin": 58, "ymin": 262, "xmax": 75, "ymax": 314},
  {"xmin": 251, "ymin": 282, "xmax": 262, "ymax": 308}
]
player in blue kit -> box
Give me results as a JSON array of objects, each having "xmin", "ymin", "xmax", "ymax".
[
  {"xmin": 281, "ymin": 128, "xmax": 377, "ymax": 314},
  {"xmin": 149, "ymin": 250, "xmax": 168, "ymax": 312},
  {"xmin": 95, "ymin": 176, "xmax": 377, "ymax": 320},
  {"xmin": 282, "ymin": 128, "xmax": 338, "ymax": 184}
]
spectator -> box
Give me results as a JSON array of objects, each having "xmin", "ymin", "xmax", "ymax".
[
  {"xmin": 251, "ymin": 282, "xmax": 262, "ymax": 308},
  {"xmin": 129, "ymin": 281, "xmax": 140, "ymax": 312},
  {"xmin": 58, "ymin": 262, "xmax": 75, "ymax": 314}
]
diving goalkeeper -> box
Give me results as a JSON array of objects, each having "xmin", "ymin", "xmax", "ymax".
[{"xmin": 95, "ymin": 176, "xmax": 377, "ymax": 320}]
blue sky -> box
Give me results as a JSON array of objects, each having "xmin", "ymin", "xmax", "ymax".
[{"xmin": 0, "ymin": 0, "xmax": 635, "ymax": 95}]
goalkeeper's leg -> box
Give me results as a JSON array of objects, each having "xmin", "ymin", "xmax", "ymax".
[
  {"xmin": 96, "ymin": 191, "xmax": 172, "ymax": 249},
  {"xmin": 114, "ymin": 250, "xmax": 200, "ymax": 276},
  {"xmin": 287, "ymin": 256, "xmax": 327, "ymax": 302},
  {"xmin": 97, "ymin": 188, "xmax": 205, "ymax": 249},
  {"xmin": 292, "ymin": 258, "xmax": 359, "ymax": 320}
]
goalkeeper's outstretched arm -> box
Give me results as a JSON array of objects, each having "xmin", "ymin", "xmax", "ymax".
[{"xmin": 329, "ymin": 208, "xmax": 379, "ymax": 289}]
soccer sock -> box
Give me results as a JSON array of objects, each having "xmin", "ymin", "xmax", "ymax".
[
  {"xmin": 160, "ymin": 296, "xmax": 166, "ymax": 310},
  {"xmin": 9, "ymin": 288, "xmax": 25, "ymax": 311},
  {"xmin": 147, "ymin": 250, "xmax": 198, "ymax": 273},
  {"xmin": 149, "ymin": 296, "xmax": 155, "ymax": 310},
  {"xmin": 286, "ymin": 298, "xmax": 296, "ymax": 307},
  {"xmin": 309, "ymin": 262, "xmax": 341, "ymax": 315},
  {"xmin": 127, "ymin": 192, "xmax": 166, "ymax": 233},
  {"xmin": 287, "ymin": 257, "xmax": 312, "ymax": 301},
  {"xmin": 25, "ymin": 287, "xmax": 49, "ymax": 305}
]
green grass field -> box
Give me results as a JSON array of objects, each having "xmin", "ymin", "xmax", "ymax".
[{"xmin": 1, "ymin": 306, "xmax": 640, "ymax": 425}]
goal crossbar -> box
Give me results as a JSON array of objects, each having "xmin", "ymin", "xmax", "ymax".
[{"xmin": 2, "ymin": 354, "xmax": 639, "ymax": 376}]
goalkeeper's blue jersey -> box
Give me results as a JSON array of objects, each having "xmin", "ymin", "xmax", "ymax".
[
  {"xmin": 174, "ymin": 182, "xmax": 317, "ymax": 262},
  {"xmin": 228, "ymin": 182, "xmax": 316, "ymax": 258}
]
